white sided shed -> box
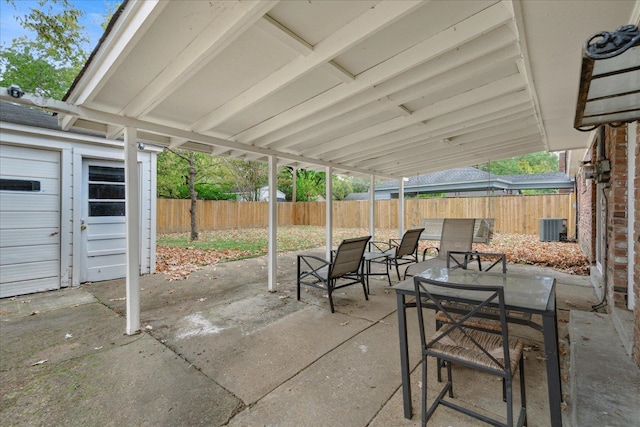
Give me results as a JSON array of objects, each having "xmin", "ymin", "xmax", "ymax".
[{"xmin": 0, "ymin": 101, "xmax": 158, "ymax": 298}]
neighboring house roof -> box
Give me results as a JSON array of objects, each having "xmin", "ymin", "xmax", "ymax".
[
  {"xmin": 0, "ymin": 101, "xmax": 60, "ymax": 130},
  {"xmin": 0, "ymin": 101, "xmax": 105, "ymax": 139},
  {"xmin": 375, "ymin": 167, "xmax": 574, "ymax": 194},
  {"xmin": 1, "ymin": 101, "xmax": 162, "ymax": 152},
  {"xmin": 344, "ymin": 192, "xmax": 370, "ymax": 201}
]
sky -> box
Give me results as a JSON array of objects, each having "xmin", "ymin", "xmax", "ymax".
[{"xmin": 0, "ymin": 0, "xmax": 115, "ymax": 52}]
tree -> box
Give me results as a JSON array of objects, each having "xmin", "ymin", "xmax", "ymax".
[
  {"xmin": 332, "ymin": 175, "xmax": 369, "ymax": 200},
  {"xmin": 218, "ymin": 158, "xmax": 269, "ymax": 201},
  {"xmin": 295, "ymin": 169, "xmax": 325, "ymax": 202},
  {"xmin": 161, "ymin": 149, "xmax": 200, "ymax": 241},
  {"xmin": 1, "ymin": 0, "xmax": 89, "ymax": 99},
  {"xmin": 476, "ymin": 152, "xmax": 559, "ymax": 175}
]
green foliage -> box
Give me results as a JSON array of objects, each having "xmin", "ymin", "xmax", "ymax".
[
  {"xmin": 165, "ymin": 184, "xmax": 236, "ymax": 201},
  {"xmin": 475, "ymin": 152, "xmax": 561, "ymax": 195},
  {"xmin": 476, "ymin": 152, "xmax": 559, "ymax": 175},
  {"xmin": 100, "ymin": 2, "xmax": 121, "ymax": 31},
  {"xmin": 156, "ymin": 149, "xmax": 235, "ymax": 200},
  {"xmin": 218, "ymin": 158, "xmax": 268, "ymax": 201},
  {"xmin": 0, "ymin": 0, "xmax": 89, "ymax": 99},
  {"xmin": 416, "ymin": 193, "xmax": 445, "ymax": 199},
  {"xmin": 332, "ymin": 176, "xmax": 370, "ymax": 200},
  {"xmin": 295, "ymin": 169, "xmax": 325, "ymax": 201}
]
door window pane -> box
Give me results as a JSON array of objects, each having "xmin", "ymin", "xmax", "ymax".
[
  {"xmin": 89, "ymin": 183, "xmax": 125, "ymax": 199},
  {"xmin": 89, "ymin": 166, "xmax": 125, "ymax": 182},
  {"xmin": 88, "ymin": 166, "xmax": 125, "ymax": 217},
  {"xmin": 89, "ymin": 201, "xmax": 125, "ymax": 217}
]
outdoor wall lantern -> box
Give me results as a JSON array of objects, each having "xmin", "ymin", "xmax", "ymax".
[{"xmin": 574, "ymin": 24, "xmax": 640, "ymax": 131}]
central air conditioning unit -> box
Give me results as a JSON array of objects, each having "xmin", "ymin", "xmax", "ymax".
[{"xmin": 540, "ymin": 218, "xmax": 567, "ymax": 242}]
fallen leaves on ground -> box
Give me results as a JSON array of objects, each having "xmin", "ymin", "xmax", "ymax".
[
  {"xmin": 155, "ymin": 246, "xmax": 220, "ymax": 281},
  {"xmin": 474, "ymin": 234, "xmax": 589, "ymax": 275},
  {"xmin": 156, "ymin": 227, "xmax": 590, "ymax": 280}
]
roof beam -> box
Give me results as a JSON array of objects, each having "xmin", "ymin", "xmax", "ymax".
[
  {"xmin": 343, "ymin": 108, "xmax": 534, "ymax": 164},
  {"xmin": 303, "ymin": 75, "xmax": 528, "ymax": 158},
  {"xmin": 190, "ymin": 0, "xmax": 425, "ymax": 132},
  {"xmin": 255, "ymin": 14, "xmax": 355, "ymax": 83},
  {"xmin": 263, "ymin": 43, "xmax": 522, "ymax": 151},
  {"xmin": 347, "ymin": 113, "xmax": 537, "ymax": 166},
  {"xmin": 323, "ymin": 97, "xmax": 532, "ymax": 165},
  {"xmin": 392, "ymin": 136, "xmax": 541, "ymax": 176},
  {"xmin": 1, "ymin": 89, "xmax": 392, "ymax": 178},
  {"xmin": 121, "ymin": 1, "xmax": 277, "ymax": 119},
  {"xmin": 60, "ymin": 0, "xmax": 169, "ymax": 131},
  {"xmin": 234, "ymin": 2, "xmax": 513, "ymax": 143},
  {"xmin": 363, "ymin": 124, "xmax": 540, "ymax": 172}
]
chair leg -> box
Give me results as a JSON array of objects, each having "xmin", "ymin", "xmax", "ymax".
[
  {"xmin": 394, "ymin": 260, "xmax": 402, "ymax": 281},
  {"xmin": 435, "ymin": 318, "xmax": 443, "ymax": 382},
  {"xmin": 384, "ymin": 259, "xmax": 391, "ymax": 286},
  {"xmin": 506, "ymin": 376, "xmax": 514, "ymax": 426},
  {"xmin": 296, "ymin": 258, "xmax": 301, "ymax": 301},
  {"xmin": 327, "ymin": 285, "xmax": 335, "ymax": 313},
  {"xmin": 421, "ymin": 354, "xmax": 428, "ymax": 427},
  {"xmin": 520, "ymin": 357, "xmax": 527, "ymax": 426},
  {"xmin": 361, "ymin": 277, "xmax": 369, "ymax": 301},
  {"xmin": 446, "ymin": 360, "xmax": 453, "ymax": 398}
]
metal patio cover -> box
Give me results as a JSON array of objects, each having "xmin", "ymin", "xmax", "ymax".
[{"xmin": 62, "ymin": 0, "xmax": 638, "ymax": 180}]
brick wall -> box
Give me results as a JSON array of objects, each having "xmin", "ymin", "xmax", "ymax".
[
  {"xmin": 605, "ymin": 126, "xmax": 629, "ymax": 309},
  {"xmin": 634, "ymin": 121, "xmax": 640, "ymax": 366},
  {"xmin": 558, "ymin": 151, "xmax": 572, "ymax": 194},
  {"xmin": 576, "ymin": 148, "xmax": 596, "ymax": 262}
]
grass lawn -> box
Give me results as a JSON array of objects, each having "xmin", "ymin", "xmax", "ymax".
[{"xmin": 156, "ymin": 226, "xmax": 589, "ymax": 280}]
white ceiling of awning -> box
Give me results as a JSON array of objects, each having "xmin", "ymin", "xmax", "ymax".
[{"xmin": 62, "ymin": 0, "xmax": 639, "ymax": 179}]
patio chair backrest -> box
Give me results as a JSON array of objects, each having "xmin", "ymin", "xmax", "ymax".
[
  {"xmin": 437, "ymin": 219, "xmax": 475, "ymax": 261},
  {"xmin": 395, "ymin": 228, "xmax": 425, "ymax": 258},
  {"xmin": 413, "ymin": 275, "xmax": 513, "ymax": 373},
  {"xmin": 329, "ymin": 236, "xmax": 371, "ymax": 279}
]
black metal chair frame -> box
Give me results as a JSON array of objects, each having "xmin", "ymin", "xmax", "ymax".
[
  {"xmin": 296, "ymin": 235, "xmax": 370, "ymax": 313},
  {"xmin": 413, "ymin": 275, "xmax": 527, "ymax": 426},
  {"xmin": 368, "ymin": 228, "xmax": 424, "ymax": 281}
]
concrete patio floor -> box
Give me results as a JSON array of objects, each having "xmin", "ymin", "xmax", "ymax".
[{"xmin": 0, "ymin": 250, "xmax": 614, "ymax": 426}]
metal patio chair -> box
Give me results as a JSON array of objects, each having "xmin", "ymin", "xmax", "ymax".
[
  {"xmin": 413, "ymin": 275, "xmax": 527, "ymax": 426},
  {"xmin": 404, "ymin": 218, "xmax": 475, "ymax": 278},
  {"xmin": 368, "ymin": 228, "xmax": 424, "ymax": 281},
  {"xmin": 296, "ymin": 235, "xmax": 370, "ymax": 313}
]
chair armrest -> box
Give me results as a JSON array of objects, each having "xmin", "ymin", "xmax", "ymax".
[
  {"xmin": 422, "ymin": 245, "xmax": 439, "ymax": 261},
  {"xmin": 297, "ymin": 254, "xmax": 330, "ymax": 273},
  {"xmin": 446, "ymin": 251, "xmax": 468, "ymax": 269},
  {"xmin": 467, "ymin": 251, "xmax": 507, "ymax": 273},
  {"xmin": 369, "ymin": 240, "xmax": 394, "ymax": 253}
]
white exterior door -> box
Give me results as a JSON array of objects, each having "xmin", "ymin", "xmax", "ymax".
[
  {"xmin": 0, "ymin": 145, "xmax": 61, "ymax": 297},
  {"xmin": 80, "ymin": 160, "xmax": 127, "ymax": 282}
]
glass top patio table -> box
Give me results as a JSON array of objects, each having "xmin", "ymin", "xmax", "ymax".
[
  {"xmin": 393, "ymin": 267, "xmax": 562, "ymax": 426},
  {"xmin": 397, "ymin": 266, "xmax": 556, "ymax": 313}
]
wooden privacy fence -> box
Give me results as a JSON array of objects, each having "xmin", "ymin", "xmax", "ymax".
[{"xmin": 157, "ymin": 194, "xmax": 576, "ymax": 237}]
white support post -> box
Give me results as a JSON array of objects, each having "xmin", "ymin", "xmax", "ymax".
[
  {"xmin": 268, "ymin": 155, "xmax": 278, "ymax": 292},
  {"xmin": 369, "ymin": 174, "xmax": 375, "ymax": 240},
  {"xmin": 292, "ymin": 166, "xmax": 297, "ymax": 202},
  {"xmin": 326, "ymin": 166, "xmax": 333, "ymax": 260},
  {"xmin": 124, "ymin": 127, "xmax": 141, "ymax": 335},
  {"xmin": 398, "ymin": 177, "xmax": 405, "ymax": 238}
]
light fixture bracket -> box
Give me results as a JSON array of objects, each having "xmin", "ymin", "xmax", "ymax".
[{"xmin": 574, "ymin": 25, "xmax": 640, "ymax": 131}]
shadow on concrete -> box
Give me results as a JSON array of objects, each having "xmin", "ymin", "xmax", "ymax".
[{"xmin": 2, "ymin": 251, "xmax": 630, "ymax": 426}]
